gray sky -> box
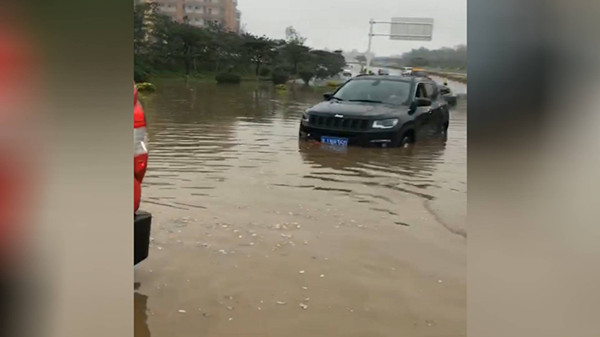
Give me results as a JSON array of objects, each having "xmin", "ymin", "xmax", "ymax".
[{"xmin": 237, "ymin": 0, "xmax": 466, "ymax": 56}]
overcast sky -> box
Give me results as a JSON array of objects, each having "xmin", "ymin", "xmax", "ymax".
[{"xmin": 237, "ymin": 0, "xmax": 466, "ymax": 56}]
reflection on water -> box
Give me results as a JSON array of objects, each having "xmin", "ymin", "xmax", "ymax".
[{"xmin": 136, "ymin": 79, "xmax": 466, "ymax": 336}]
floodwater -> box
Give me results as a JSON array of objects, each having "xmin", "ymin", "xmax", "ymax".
[{"xmin": 135, "ymin": 79, "xmax": 466, "ymax": 337}]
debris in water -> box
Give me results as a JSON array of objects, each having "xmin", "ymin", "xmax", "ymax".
[
  {"xmin": 157, "ymin": 246, "xmax": 164, "ymax": 251},
  {"xmin": 276, "ymin": 301, "xmax": 287, "ymax": 305},
  {"xmin": 281, "ymin": 233, "xmax": 292, "ymax": 238},
  {"xmin": 438, "ymin": 280, "xmax": 443, "ymax": 283},
  {"xmin": 226, "ymin": 306, "xmax": 233, "ymax": 311},
  {"xmin": 303, "ymin": 240, "xmax": 309, "ymax": 245},
  {"xmin": 320, "ymin": 274, "xmax": 325, "ymax": 278},
  {"xmin": 218, "ymin": 249, "xmax": 228, "ymax": 255},
  {"xmin": 299, "ymin": 270, "xmax": 305, "ymax": 274},
  {"xmin": 395, "ymin": 222, "xmax": 410, "ymax": 227},
  {"xmin": 299, "ymin": 303, "xmax": 308, "ymax": 310},
  {"xmin": 274, "ymin": 224, "xmax": 282, "ymax": 229},
  {"xmin": 251, "ymin": 233, "xmax": 257, "ymax": 237},
  {"xmin": 249, "ymin": 242, "xmax": 255, "ymax": 246},
  {"xmin": 302, "ymin": 286, "xmax": 308, "ymax": 290},
  {"xmin": 296, "ymin": 224, "xmax": 302, "ymax": 229},
  {"xmin": 178, "ymin": 309, "xmax": 186, "ymax": 313},
  {"xmin": 238, "ymin": 235, "xmax": 243, "ymax": 239},
  {"xmin": 228, "ymin": 317, "xmax": 233, "ymax": 321},
  {"xmin": 426, "ymin": 320, "xmax": 434, "ymax": 327},
  {"xmin": 257, "ymin": 307, "xmax": 262, "ymax": 310}
]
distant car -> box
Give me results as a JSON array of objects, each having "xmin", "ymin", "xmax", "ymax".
[
  {"xmin": 342, "ymin": 71, "xmax": 353, "ymax": 79},
  {"xmin": 401, "ymin": 67, "xmax": 413, "ymax": 76},
  {"xmin": 377, "ymin": 68, "xmax": 390, "ymax": 75},
  {"xmin": 438, "ymin": 84, "xmax": 457, "ymax": 106},
  {"xmin": 299, "ymin": 75, "xmax": 449, "ymax": 148}
]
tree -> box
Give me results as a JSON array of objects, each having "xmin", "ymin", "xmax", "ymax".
[
  {"xmin": 299, "ymin": 68, "xmax": 314, "ymax": 85},
  {"xmin": 206, "ymin": 22, "xmax": 244, "ymax": 72},
  {"xmin": 285, "ymin": 26, "xmax": 307, "ymax": 44},
  {"xmin": 355, "ymin": 55, "xmax": 367, "ymax": 66},
  {"xmin": 282, "ymin": 43, "xmax": 310, "ymax": 75},
  {"xmin": 242, "ymin": 34, "xmax": 277, "ymax": 76},
  {"xmin": 401, "ymin": 45, "xmax": 467, "ymax": 69},
  {"xmin": 281, "ymin": 26, "xmax": 310, "ymax": 75},
  {"xmin": 311, "ymin": 50, "xmax": 346, "ymax": 78},
  {"xmin": 170, "ymin": 22, "xmax": 212, "ymax": 75}
]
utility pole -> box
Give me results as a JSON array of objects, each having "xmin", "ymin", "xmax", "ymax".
[{"xmin": 366, "ymin": 19, "xmax": 374, "ymax": 72}]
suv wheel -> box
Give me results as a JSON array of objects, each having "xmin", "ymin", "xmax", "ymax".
[{"xmin": 398, "ymin": 133, "xmax": 413, "ymax": 148}]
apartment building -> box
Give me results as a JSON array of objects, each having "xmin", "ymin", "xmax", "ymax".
[{"xmin": 147, "ymin": 0, "xmax": 241, "ymax": 32}]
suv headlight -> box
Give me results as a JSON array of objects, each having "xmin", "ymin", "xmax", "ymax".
[{"xmin": 372, "ymin": 118, "xmax": 399, "ymax": 129}]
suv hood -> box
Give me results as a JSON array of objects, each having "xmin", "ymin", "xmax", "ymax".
[{"xmin": 309, "ymin": 101, "xmax": 408, "ymax": 118}]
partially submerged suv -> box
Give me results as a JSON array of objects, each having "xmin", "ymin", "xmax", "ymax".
[{"xmin": 299, "ymin": 76, "xmax": 449, "ymax": 147}]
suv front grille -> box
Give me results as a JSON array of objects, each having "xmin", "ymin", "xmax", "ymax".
[{"xmin": 309, "ymin": 115, "xmax": 370, "ymax": 130}]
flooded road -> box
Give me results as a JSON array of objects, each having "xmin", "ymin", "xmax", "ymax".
[{"xmin": 135, "ymin": 79, "xmax": 466, "ymax": 337}]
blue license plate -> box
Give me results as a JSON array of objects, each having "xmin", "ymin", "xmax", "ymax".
[{"xmin": 321, "ymin": 136, "xmax": 348, "ymax": 147}]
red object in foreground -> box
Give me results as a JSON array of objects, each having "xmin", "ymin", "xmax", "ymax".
[
  {"xmin": 134, "ymin": 84, "xmax": 148, "ymax": 212},
  {"xmin": 134, "ymin": 84, "xmax": 152, "ymax": 265}
]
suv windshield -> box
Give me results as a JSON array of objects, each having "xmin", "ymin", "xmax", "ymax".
[{"xmin": 332, "ymin": 79, "xmax": 411, "ymax": 105}]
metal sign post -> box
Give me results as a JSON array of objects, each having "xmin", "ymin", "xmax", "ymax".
[{"xmin": 366, "ymin": 17, "xmax": 434, "ymax": 72}]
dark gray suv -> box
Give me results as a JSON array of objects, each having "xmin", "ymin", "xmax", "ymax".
[{"xmin": 299, "ymin": 75, "xmax": 449, "ymax": 147}]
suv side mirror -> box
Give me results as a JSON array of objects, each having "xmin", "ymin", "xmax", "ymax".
[
  {"xmin": 409, "ymin": 98, "xmax": 431, "ymax": 113},
  {"xmin": 323, "ymin": 92, "xmax": 333, "ymax": 100},
  {"xmin": 416, "ymin": 98, "xmax": 431, "ymax": 107}
]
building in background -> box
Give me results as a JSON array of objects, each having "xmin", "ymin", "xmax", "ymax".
[{"xmin": 144, "ymin": 0, "xmax": 241, "ymax": 32}]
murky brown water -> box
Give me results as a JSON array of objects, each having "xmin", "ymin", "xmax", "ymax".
[{"xmin": 135, "ymin": 79, "xmax": 466, "ymax": 337}]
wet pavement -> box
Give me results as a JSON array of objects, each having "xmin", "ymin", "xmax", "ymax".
[{"xmin": 135, "ymin": 79, "xmax": 466, "ymax": 337}]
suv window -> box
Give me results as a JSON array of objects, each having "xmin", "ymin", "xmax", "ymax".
[
  {"xmin": 424, "ymin": 83, "xmax": 437, "ymax": 99},
  {"xmin": 416, "ymin": 83, "xmax": 428, "ymax": 98}
]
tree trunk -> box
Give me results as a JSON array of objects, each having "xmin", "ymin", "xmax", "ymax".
[{"xmin": 255, "ymin": 62, "xmax": 261, "ymax": 76}]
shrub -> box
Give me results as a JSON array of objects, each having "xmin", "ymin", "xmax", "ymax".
[
  {"xmin": 326, "ymin": 80, "xmax": 339, "ymax": 88},
  {"xmin": 271, "ymin": 70, "xmax": 289, "ymax": 85},
  {"xmin": 215, "ymin": 73, "xmax": 241, "ymax": 84},
  {"xmin": 259, "ymin": 67, "xmax": 270, "ymax": 77},
  {"xmin": 299, "ymin": 70, "xmax": 314, "ymax": 85},
  {"xmin": 136, "ymin": 82, "xmax": 156, "ymax": 92}
]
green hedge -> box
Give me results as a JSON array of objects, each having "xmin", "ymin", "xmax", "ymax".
[
  {"xmin": 259, "ymin": 67, "xmax": 270, "ymax": 77},
  {"xmin": 215, "ymin": 73, "xmax": 241, "ymax": 84}
]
